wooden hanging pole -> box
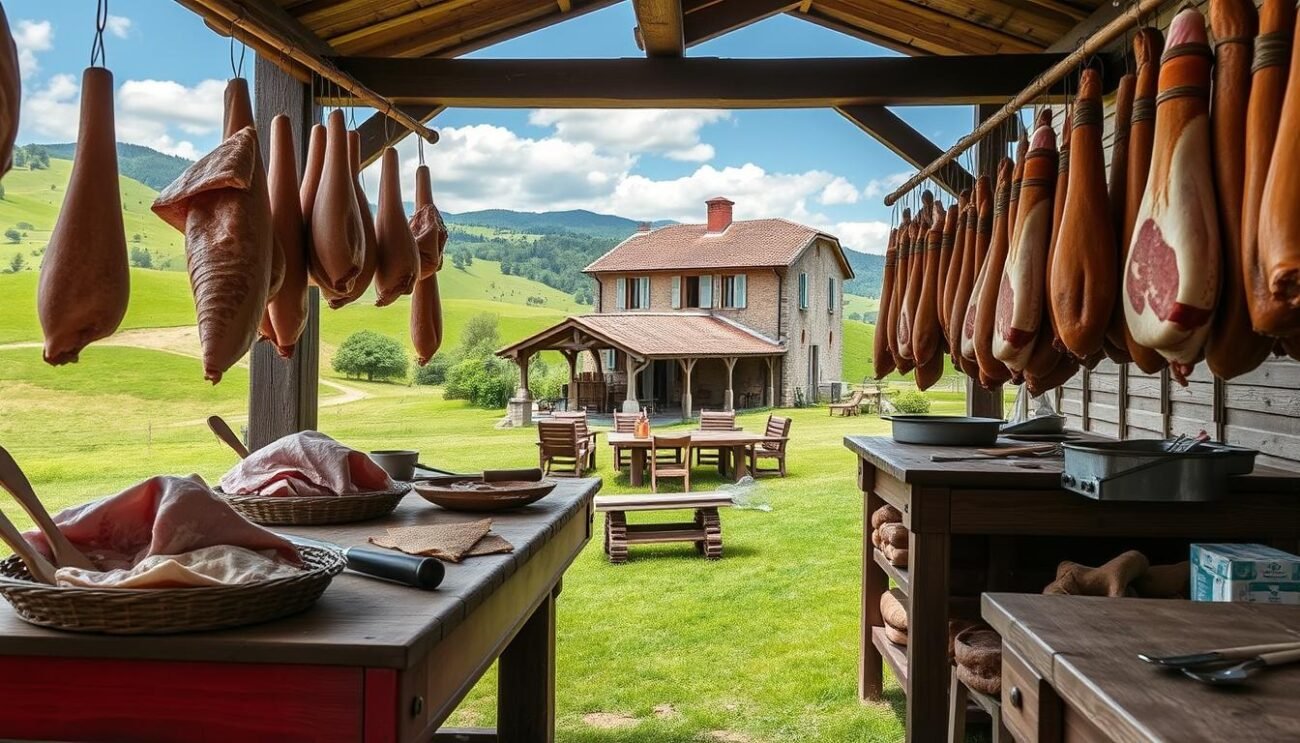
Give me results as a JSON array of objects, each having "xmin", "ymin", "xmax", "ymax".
[
  {"xmin": 883, "ymin": 0, "xmax": 1168, "ymax": 206},
  {"xmin": 178, "ymin": 0, "xmax": 438, "ymax": 144}
]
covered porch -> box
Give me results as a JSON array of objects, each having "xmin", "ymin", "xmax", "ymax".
[{"xmin": 497, "ymin": 314, "xmax": 784, "ymax": 425}]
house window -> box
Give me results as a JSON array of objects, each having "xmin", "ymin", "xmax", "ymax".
[
  {"xmin": 721, "ymin": 274, "xmax": 747, "ymax": 308},
  {"xmin": 672, "ymin": 275, "xmax": 712, "ymax": 309},
  {"xmin": 615, "ymin": 276, "xmax": 651, "ymax": 310},
  {"xmin": 798, "ymin": 272, "xmax": 809, "ymax": 310},
  {"xmin": 827, "ymin": 277, "xmax": 837, "ymax": 314},
  {"xmin": 604, "ymin": 349, "xmax": 618, "ymax": 371}
]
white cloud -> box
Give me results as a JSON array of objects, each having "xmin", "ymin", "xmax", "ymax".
[
  {"xmin": 12, "ymin": 19, "xmax": 53, "ymax": 80},
  {"xmin": 831, "ymin": 221, "xmax": 891, "ymax": 255},
  {"xmin": 118, "ymin": 78, "xmax": 226, "ymax": 136},
  {"xmin": 863, "ymin": 171, "xmax": 911, "ymax": 200},
  {"xmin": 819, "ymin": 176, "xmax": 859, "ymax": 206},
  {"xmin": 105, "ymin": 15, "xmax": 132, "ymax": 39},
  {"xmin": 528, "ymin": 109, "xmax": 728, "ymax": 162},
  {"xmin": 21, "ymin": 73, "xmax": 79, "ymax": 141}
]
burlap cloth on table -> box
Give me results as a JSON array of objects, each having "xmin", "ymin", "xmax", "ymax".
[{"xmin": 370, "ymin": 519, "xmax": 514, "ymax": 562}]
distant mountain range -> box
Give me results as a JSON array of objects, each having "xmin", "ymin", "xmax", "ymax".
[
  {"xmin": 443, "ymin": 208, "xmax": 675, "ymax": 241},
  {"xmin": 40, "ymin": 142, "xmax": 194, "ymax": 191}
]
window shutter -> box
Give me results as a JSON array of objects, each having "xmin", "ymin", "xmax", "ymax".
[
  {"xmin": 639, "ymin": 277, "xmax": 650, "ymax": 308},
  {"xmin": 700, "ymin": 275, "xmax": 713, "ymax": 308},
  {"xmin": 671, "ymin": 276, "xmax": 681, "ymax": 308},
  {"xmin": 736, "ymin": 274, "xmax": 747, "ymax": 308},
  {"xmin": 799, "ymin": 273, "xmax": 808, "ymax": 309},
  {"xmin": 828, "ymin": 278, "xmax": 836, "ymax": 313},
  {"xmin": 615, "ymin": 277, "xmax": 626, "ymax": 310}
]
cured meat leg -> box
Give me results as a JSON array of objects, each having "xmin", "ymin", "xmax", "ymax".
[
  {"xmin": 1208, "ymin": 0, "xmax": 1273, "ymax": 379},
  {"xmin": 374, "ymin": 146, "xmax": 420, "ymax": 306},
  {"xmin": 1124, "ymin": 9, "xmax": 1219, "ymax": 385},
  {"xmin": 224, "ymin": 78, "xmax": 282, "ymax": 301},
  {"xmin": 1104, "ymin": 73, "xmax": 1137, "ymax": 363},
  {"xmin": 0, "ymin": 4, "xmax": 19, "ymax": 176},
  {"xmin": 1052, "ymin": 70, "xmax": 1117, "ymax": 360},
  {"xmin": 897, "ymin": 216, "xmax": 925, "ymax": 362},
  {"xmin": 1007, "ymin": 130, "xmax": 1029, "ymax": 254},
  {"xmin": 330, "ymin": 130, "xmax": 379, "ymax": 308},
  {"xmin": 263, "ymin": 114, "xmax": 309, "ymax": 357},
  {"xmin": 912, "ymin": 203, "xmax": 946, "ymax": 366},
  {"xmin": 1258, "ymin": 0, "xmax": 1300, "ymax": 327},
  {"xmin": 994, "ymin": 125, "xmax": 1057, "ymax": 373},
  {"xmin": 873, "ymin": 228, "xmax": 899, "ymax": 379},
  {"xmin": 953, "ymin": 200, "xmax": 982, "ymax": 364},
  {"xmin": 411, "ymin": 272, "xmax": 444, "ymax": 366},
  {"xmin": 410, "ymin": 164, "xmax": 448, "ymax": 278},
  {"xmin": 942, "ymin": 192, "xmax": 970, "ymax": 352},
  {"xmin": 38, "ymin": 68, "xmax": 128, "ymax": 365},
  {"xmin": 309, "ymin": 110, "xmax": 364, "ymax": 297},
  {"xmin": 969, "ymin": 164, "xmax": 1014, "ymax": 387},
  {"xmin": 889, "ymin": 211, "xmax": 914, "ymax": 374},
  {"xmin": 152, "ymin": 128, "xmax": 273, "ymax": 383}
]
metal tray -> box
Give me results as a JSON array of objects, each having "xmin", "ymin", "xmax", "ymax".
[
  {"xmin": 1061, "ymin": 439, "xmax": 1258, "ymax": 502},
  {"xmin": 882, "ymin": 415, "xmax": 1005, "ymax": 446}
]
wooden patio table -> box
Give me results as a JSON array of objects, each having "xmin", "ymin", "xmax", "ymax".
[
  {"xmin": 844, "ymin": 434, "xmax": 1300, "ymax": 743},
  {"xmin": 608, "ymin": 430, "xmax": 771, "ymax": 486},
  {"xmin": 0, "ymin": 478, "xmax": 599, "ymax": 743},
  {"xmin": 982, "ymin": 593, "xmax": 1300, "ymax": 741}
]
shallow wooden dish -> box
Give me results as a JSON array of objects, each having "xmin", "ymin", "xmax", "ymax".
[
  {"xmin": 215, "ymin": 483, "xmax": 411, "ymax": 525},
  {"xmin": 413, "ymin": 476, "xmax": 556, "ymax": 512}
]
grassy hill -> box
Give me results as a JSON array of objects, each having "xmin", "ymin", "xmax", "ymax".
[
  {"xmin": 445, "ymin": 208, "xmax": 674, "ymax": 241},
  {"xmin": 41, "ymin": 141, "xmax": 193, "ymax": 191}
]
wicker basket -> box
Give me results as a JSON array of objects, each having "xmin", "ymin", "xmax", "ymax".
[
  {"xmin": 0, "ymin": 546, "xmax": 345, "ymax": 634},
  {"xmin": 217, "ymin": 483, "xmax": 411, "ymax": 525}
]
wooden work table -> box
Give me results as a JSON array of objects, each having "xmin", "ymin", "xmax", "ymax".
[
  {"xmin": 844, "ymin": 434, "xmax": 1300, "ymax": 743},
  {"xmin": 983, "ymin": 594, "xmax": 1300, "ymax": 742},
  {"xmin": 0, "ymin": 478, "xmax": 599, "ymax": 743}
]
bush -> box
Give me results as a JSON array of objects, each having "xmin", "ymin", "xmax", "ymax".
[
  {"xmin": 414, "ymin": 353, "xmax": 452, "ymax": 385},
  {"xmin": 445, "ymin": 356, "xmax": 515, "ymax": 408},
  {"xmin": 4, "ymin": 228, "xmax": 19, "ymax": 244},
  {"xmin": 331, "ymin": 330, "xmax": 409, "ymax": 382},
  {"xmin": 890, "ymin": 390, "xmax": 931, "ymax": 414},
  {"xmin": 532, "ymin": 368, "xmax": 566, "ymax": 401},
  {"xmin": 129, "ymin": 246, "xmax": 153, "ymax": 268}
]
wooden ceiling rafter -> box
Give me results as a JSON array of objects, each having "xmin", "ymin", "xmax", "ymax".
[
  {"xmin": 683, "ymin": 0, "xmax": 801, "ymax": 48},
  {"xmin": 633, "ymin": 0, "xmax": 686, "ymax": 57},
  {"xmin": 835, "ymin": 104, "xmax": 973, "ymax": 198},
  {"xmin": 343, "ymin": 0, "xmax": 558, "ymax": 57},
  {"xmin": 356, "ymin": 104, "xmax": 446, "ymax": 167}
]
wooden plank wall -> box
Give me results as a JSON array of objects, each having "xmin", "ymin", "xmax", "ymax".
[{"xmin": 1050, "ymin": 0, "xmax": 1300, "ymax": 470}]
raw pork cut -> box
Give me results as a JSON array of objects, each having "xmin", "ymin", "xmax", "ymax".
[{"xmin": 410, "ymin": 164, "xmax": 448, "ymax": 278}]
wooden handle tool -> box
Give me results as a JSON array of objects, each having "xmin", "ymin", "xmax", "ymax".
[
  {"xmin": 207, "ymin": 415, "xmax": 250, "ymax": 459},
  {"xmin": 0, "ymin": 446, "xmax": 94, "ymax": 570}
]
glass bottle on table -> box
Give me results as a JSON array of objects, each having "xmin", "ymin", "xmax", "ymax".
[{"xmin": 635, "ymin": 410, "xmax": 650, "ymax": 439}]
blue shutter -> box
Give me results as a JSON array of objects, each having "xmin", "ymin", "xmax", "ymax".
[
  {"xmin": 639, "ymin": 277, "xmax": 650, "ymax": 308},
  {"xmin": 671, "ymin": 276, "xmax": 681, "ymax": 308},
  {"xmin": 700, "ymin": 275, "xmax": 713, "ymax": 308},
  {"xmin": 736, "ymin": 274, "xmax": 747, "ymax": 308}
]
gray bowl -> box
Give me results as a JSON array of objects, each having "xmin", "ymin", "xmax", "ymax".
[
  {"xmin": 369, "ymin": 450, "xmax": 419, "ymax": 481},
  {"xmin": 882, "ymin": 415, "xmax": 1005, "ymax": 446}
]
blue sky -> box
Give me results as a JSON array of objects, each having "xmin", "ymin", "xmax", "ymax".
[{"xmin": 7, "ymin": 0, "xmax": 973, "ymax": 254}]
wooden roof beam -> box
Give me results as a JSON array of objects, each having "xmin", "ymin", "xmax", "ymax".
[
  {"xmin": 835, "ymin": 105, "xmax": 972, "ymax": 198},
  {"xmin": 633, "ymin": 0, "xmax": 686, "ymax": 58},
  {"xmin": 357, "ymin": 105, "xmax": 447, "ymax": 169},
  {"xmin": 340, "ymin": 54, "xmax": 1071, "ymax": 108},
  {"xmin": 683, "ymin": 0, "xmax": 801, "ymax": 48}
]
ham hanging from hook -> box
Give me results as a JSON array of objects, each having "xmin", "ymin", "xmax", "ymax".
[
  {"xmin": 953, "ymin": 198, "xmax": 982, "ymax": 366},
  {"xmin": 969, "ymin": 160, "xmax": 1015, "ymax": 388},
  {"xmin": 410, "ymin": 163, "xmax": 448, "ymax": 279},
  {"xmin": 224, "ymin": 78, "xmax": 282, "ymax": 302},
  {"xmin": 888, "ymin": 210, "xmax": 914, "ymax": 375},
  {"xmin": 411, "ymin": 269, "xmax": 444, "ymax": 366},
  {"xmin": 1007, "ymin": 129, "xmax": 1029, "ymax": 253},
  {"xmin": 911, "ymin": 202, "xmax": 946, "ymax": 369},
  {"xmin": 152, "ymin": 128, "xmax": 272, "ymax": 383},
  {"xmin": 374, "ymin": 146, "xmax": 419, "ymax": 306},
  {"xmin": 1123, "ymin": 9, "xmax": 1219, "ymax": 385},
  {"xmin": 309, "ymin": 109, "xmax": 364, "ymax": 299},
  {"xmin": 898, "ymin": 192, "xmax": 932, "ymax": 362},
  {"xmin": 38, "ymin": 67, "xmax": 128, "ymax": 365},
  {"xmin": 994, "ymin": 124, "xmax": 1057, "ymax": 374},
  {"xmin": 1207, "ymin": 0, "xmax": 1273, "ymax": 378},
  {"xmin": 1103, "ymin": 72, "xmax": 1136, "ymax": 363},
  {"xmin": 0, "ymin": 4, "xmax": 20, "ymax": 176},
  {"xmin": 873, "ymin": 228, "xmax": 899, "ymax": 379},
  {"xmin": 1027, "ymin": 107, "xmax": 1070, "ymax": 382},
  {"xmin": 940, "ymin": 191, "xmax": 969, "ymax": 350},
  {"xmin": 262, "ymin": 114, "xmax": 309, "ymax": 357},
  {"xmin": 329, "ymin": 130, "xmax": 378, "ymax": 308},
  {"xmin": 1257, "ymin": 0, "xmax": 1300, "ymax": 333}
]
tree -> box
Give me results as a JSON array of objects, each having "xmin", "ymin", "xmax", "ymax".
[
  {"xmin": 458, "ymin": 313, "xmax": 501, "ymax": 358},
  {"xmin": 4, "ymin": 228, "xmax": 19, "ymax": 244},
  {"xmin": 331, "ymin": 330, "xmax": 410, "ymax": 382},
  {"xmin": 130, "ymin": 246, "xmax": 153, "ymax": 269},
  {"xmin": 132, "ymin": 233, "xmax": 143, "ymax": 243},
  {"xmin": 8, "ymin": 253, "xmax": 24, "ymax": 273},
  {"xmin": 451, "ymin": 251, "xmax": 467, "ymax": 270}
]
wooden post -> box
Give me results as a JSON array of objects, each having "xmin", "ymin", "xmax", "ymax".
[
  {"xmin": 722, "ymin": 356, "xmax": 737, "ymax": 411},
  {"xmin": 967, "ymin": 102, "xmax": 1006, "ymax": 420},
  {"xmin": 765, "ymin": 356, "xmax": 776, "ymax": 407},
  {"xmin": 498, "ymin": 589, "xmax": 556, "ymax": 742},
  {"xmin": 624, "ymin": 358, "xmax": 647, "ymax": 413},
  {"xmin": 561, "ymin": 350, "xmax": 578, "ymax": 411},
  {"xmin": 509, "ymin": 352, "xmax": 534, "ymax": 427},
  {"xmin": 248, "ymin": 55, "xmax": 319, "ymax": 451},
  {"xmin": 516, "ymin": 353, "xmax": 532, "ymax": 399},
  {"xmin": 678, "ymin": 358, "xmax": 698, "ymax": 421}
]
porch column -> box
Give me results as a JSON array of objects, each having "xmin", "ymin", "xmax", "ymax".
[
  {"xmin": 678, "ymin": 358, "xmax": 698, "ymax": 421},
  {"xmin": 722, "ymin": 357, "xmax": 738, "ymax": 411},
  {"xmin": 561, "ymin": 350, "xmax": 578, "ymax": 411},
  {"xmin": 509, "ymin": 352, "xmax": 533, "ymax": 427},
  {"xmin": 590, "ymin": 348, "xmax": 604, "ymax": 375},
  {"xmin": 765, "ymin": 357, "xmax": 776, "ymax": 408},
  {"xmin": 623, "ymin": 358, "xmax": 647, "ymax": 413}
]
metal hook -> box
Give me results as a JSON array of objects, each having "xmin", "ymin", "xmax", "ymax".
[
  {"xmin": 90, "ymin": 0, "xmax": 109, "ymax": 67},
  {"xmin": 229, "ymin": 12, "xmax": 248, "ymax": 78}
]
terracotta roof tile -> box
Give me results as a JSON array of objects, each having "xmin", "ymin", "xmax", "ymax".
[
  {"xmin": 584, "ymin": 218, "xmax": 827, "ymax": 273},
  {"xmin": 498, "ymin": 313, "xmax": 784, "ymax": 358}
]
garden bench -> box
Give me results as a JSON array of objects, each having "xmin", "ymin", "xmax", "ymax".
[{"xmin": 594, "ymin": 492, "xmax": 733, "ymax": 564}]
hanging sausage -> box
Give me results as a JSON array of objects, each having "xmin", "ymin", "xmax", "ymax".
[
  {"xmin": 970, "ymin": 159, "xmax": 1015, "ymax": 387},
  {"xmin": 38, "ymin": 66, "xmax": 128, "ymax": 365},
  {"xmin": 411, "ymin": 270, "xmax": 444, "ymax": 366},
  {"xmin": 1207, "ymin": 0, "xmax": 1273, "ymax": 379},
  {"xmin": 952, "ymin": 200, "xmax": 982, "ymax": 367},
  {"xmin": 889, "ymin": 210, "xmax": 914, "ymax": 375},
  {"xmin": 1123, "ymin": 8, "xmax": 1218, "ymax": 386},
  {"xmin": 152, "ymin": 128, "xmax": 272, "ymax": 383},
  {"xmin": 1052, "ymin": 69, "xmax": 1117, "ymax": 360},
  {"xmin": 262, "ymin": 114, "xmax": 309, "ymax": 357},
  {"xmin": 940, "ymin": 191, "xmax": 969, "ymax": 351},
  {"xmin": 873, "ymin": 228, "xmax": 899, "ymax": 379},
  {"xmin": 1103, "ymin": 73, "xmax": 1136, "ymax": 363},
  {"xmin": 994, "ymin": 124, "xmax": 1057, "ymax": 374},
  {"xmin": 224, "ymin": 78, "xmax": 282, "ymax": 302},
  {"xmin": 330, "ymin": 130, "xmax": 378, "ymax": 308},
  {"xmin": 1257, "ymin": 0, "xmax": 1300, "ymax": 335},
  {"xmin": 1243, "ymin": 0, "xmax": 1297, "ymax": 339},
  {"xmin": 911, "ymin": 203, "xmax": 946, "ymax": 369},
  {"xmin": 1121, "ymin": 28, "xmax": 1168, "ymax": 374},
  {"xmin": 309, "ymin": 109, "xmax": 364, "ymax": 298},
  {"xmin": 0, "ymin": 4, "xmax": 20, "ymax": 176},
  {"xmin": 374, "ymin": 146, "xmax": 420, "ymax": 306},
  {"xmin": 898, "ymin": 194, "xmax": 932, "ymax": 362}
]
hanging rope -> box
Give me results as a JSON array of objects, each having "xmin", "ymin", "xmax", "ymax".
[
  {"xmin": 89, "ymin": 0, "xmax": 109, "ymax": 67},
  {"xmin": 418, "ymin": 132, "xmax": 426, "ymax": 166},
  {"xmin": 229, "ymin": 14, "xmax": 248, "ymax": 78}
]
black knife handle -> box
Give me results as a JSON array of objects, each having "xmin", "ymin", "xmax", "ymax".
[{"xmin": 344, "ymin": 547, "xmax": 444, "ymax": 589}]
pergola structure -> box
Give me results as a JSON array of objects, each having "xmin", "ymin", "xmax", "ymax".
[
  {"xmin": 497, "ymin": 314, "xmax": 784, "ymax": 424},
  {"xmin": 169, "ymin": 0, "xmax": 1138, "ymax": 447}
]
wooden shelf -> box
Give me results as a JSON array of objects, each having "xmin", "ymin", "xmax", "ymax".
[
  {"xmin": 871, "ymin": 626, "xmax": 909, "ymax": 687},
  {"xmin": 872, "ymin": 547, "xmax": 910, "ymax": 595}
]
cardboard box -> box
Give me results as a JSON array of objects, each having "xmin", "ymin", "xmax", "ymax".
[{"xmin": 1190, "ymin": 544, "xmax": 1300, "ymax": 604}]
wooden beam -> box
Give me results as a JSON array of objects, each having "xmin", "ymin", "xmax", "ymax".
[
  {"xmin": 357, "ymin": 105, "xmax": 446, "ymax": 169},
  {"xmin": 340, "ymin": 54, "xmax": 1071, "ymax": 109},
  {"xmin": 789, "ymin": 9, "xmax": 919, "ymax": 56},
  {"xmin": 683, "ymin": 0, "xmax": 800, "ymax": 48},
  {"xmin": 835, "ymin": 105, "xmax": 972, "ymax": 197},
  {"xmin": 396, "ymin": 0, "xmax": 622, "ymax": 59},
  {"xmin": 633, "ymin": 0, "xmax": 685, "ymax": 57}
]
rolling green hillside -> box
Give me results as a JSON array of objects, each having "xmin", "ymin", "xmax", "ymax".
[{"xmin": 41, "ymin": 142, "xmax": 193, "ymax": 191}]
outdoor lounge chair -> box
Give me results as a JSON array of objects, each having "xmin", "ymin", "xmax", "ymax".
[
  {"xmin": 829, "ymin": 389, "xmax": 865, "ymax": 416},
  {"xmin": 537, "ymin": 420, "xmax": 591, "ymax": 477},
  {"xmin": 550, "ymin": 410, "xmax": 598, "ymax": 468},
  {"xmin": 748, "ymin": 414, "xmax": 791, "ymax": 477},
  {"xmin": 695, "ymin": 409, "xmax": 737, "ymax": 467},
  {"xmin": 651, "ymin": 434, "xmax": 693, "ymax": 492}
]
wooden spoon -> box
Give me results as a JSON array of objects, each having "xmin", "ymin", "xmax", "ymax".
[
  {"xmin": 0, "ymin": 508, "xmax": 57, "ymax": 584},
  {"xmin": 0, "ymin": 446, "xmax": 95, "ymax": 570},
  {"xmin": 207, "ymin": 415, "xmax": 249, "ymax": 459}
]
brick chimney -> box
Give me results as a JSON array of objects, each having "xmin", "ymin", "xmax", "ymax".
[
  {"xmin": 636, "ymin": 221, "xmax": 651, "ymax": 233},
  {"xmin": 705, "ymin": 196, "xmax": 734, "ymax": 233}
]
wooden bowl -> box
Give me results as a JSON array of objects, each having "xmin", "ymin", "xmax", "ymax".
[{"xmin": 413, "ymin": 476, "xmax": 556, "ymax": 512}]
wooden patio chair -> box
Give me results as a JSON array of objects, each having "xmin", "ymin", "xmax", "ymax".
[
  {"xmin": 537, "ymin": 421, "xmax": 590, "ymax": 477},
  {"xmin": 829, "ymin": 389, "xmax": 865, "ymax": 417},
  {"xmin": 651, "ymin": 434, "xmax": 693, "ymax": 493},
  {"xmin": 612, "ymin": 412, "xmax": 639, "ymax": 469},
  {"xmin": 550, "ymin": 410, "xmax": 597, "ymax": 468},
  {"xmin": 695, "ymin": 409, "xmax": 737, "ymax": 467},
  {"xmin": 748, "ymin": 415, "xmax": 791, "ymax": 478}
]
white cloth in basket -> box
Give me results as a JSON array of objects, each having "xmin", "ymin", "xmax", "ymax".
[{"xmin": 219, "ymin": 431, "xmax": 395, "ymax": 497}]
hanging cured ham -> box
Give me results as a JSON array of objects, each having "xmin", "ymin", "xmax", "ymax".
[
  {"xmin": 1207, "ymin": 0, "xmax": 1273, "ymax": 378},
  {"xmin": 374, "ymin": 146, "xmax": 419, "ymax": 306},
  {"xmin": 873, "ymin": 229, "xmax": 899, "ymax": 379},
  {"xmin": 953, "ymin": 200, "xmax": 982, "ymax": 366},
  {"xmin": 411, "ymin": 271, "xmax": 444, "ymax": 365},
  {"xmin": 0, "ymin": 5, "xmax": 19, "ymax": 176},
  {"xmin": 1257, "ymin": 0, "xmax": 1300, "ymax": 333},
  {"xmin": 224, "ymin": 78, "xmax": 282, "ymax": 301},
  {"xmin": 309, "ymin": 110, "xmax": 364, "ymax": 299},
  {"xmin": 152, "ymin": 128, "xmax": 272, "ymax": 383},
  {"xmin": 38, "ymin": 67, "xmax": 128, "ymax": 365},
  {"xmin": 410, "ymin": 163, "xmax": 448, "ymax": 279},
  {"xmin": 1007, "ymin": 130, "xmax": 1029, "ymax": 251},
  {"xmin": 994, "ymin": 124, "xmax": 1057, "ymax": 373},
  {"xmin": 937, "ymin": 199, "xmax": 961, "ymax": 349},
  {"xmin": 1103, "ymin": 73, "xmax": 1136, "ymax": 363},
  {"xmin": 911, "ymin": 204, "xmax": 946, "ymax": 368},
  {"xmin": 1123, "ymin": 8, "xmax": 1218, "ymax": 385},
  {"xmin": 262, "ymin": 114, "xmax": 309, "ymax": 357},
  {"xmin": 1052, "ymin": 70, "xmax": 1117, "ymax": 360},
  {"xmin": 300, "ymin": 124, "xmax": 326, "ymax": 224},
  {"xmin": 889, "ymin": 210, "xmax": 914, "ymax": 375},
  {"xmin": 329, "ymin": 130, "xmax": 378, "ymax": 308},
  {"xmin": 969, "ymin": 160, "xmax": 1015, "ymax": 387},
  {"xmin": 956, "ymin": 187, "xmax": 990, "ymax": 381},
  {"xmin": 941, "ymin": 192, "xmax": 969, "ymax": 350},
  {"xmin": 898, "ymin": 196, "xmax": 930, "ymax": 362}
]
